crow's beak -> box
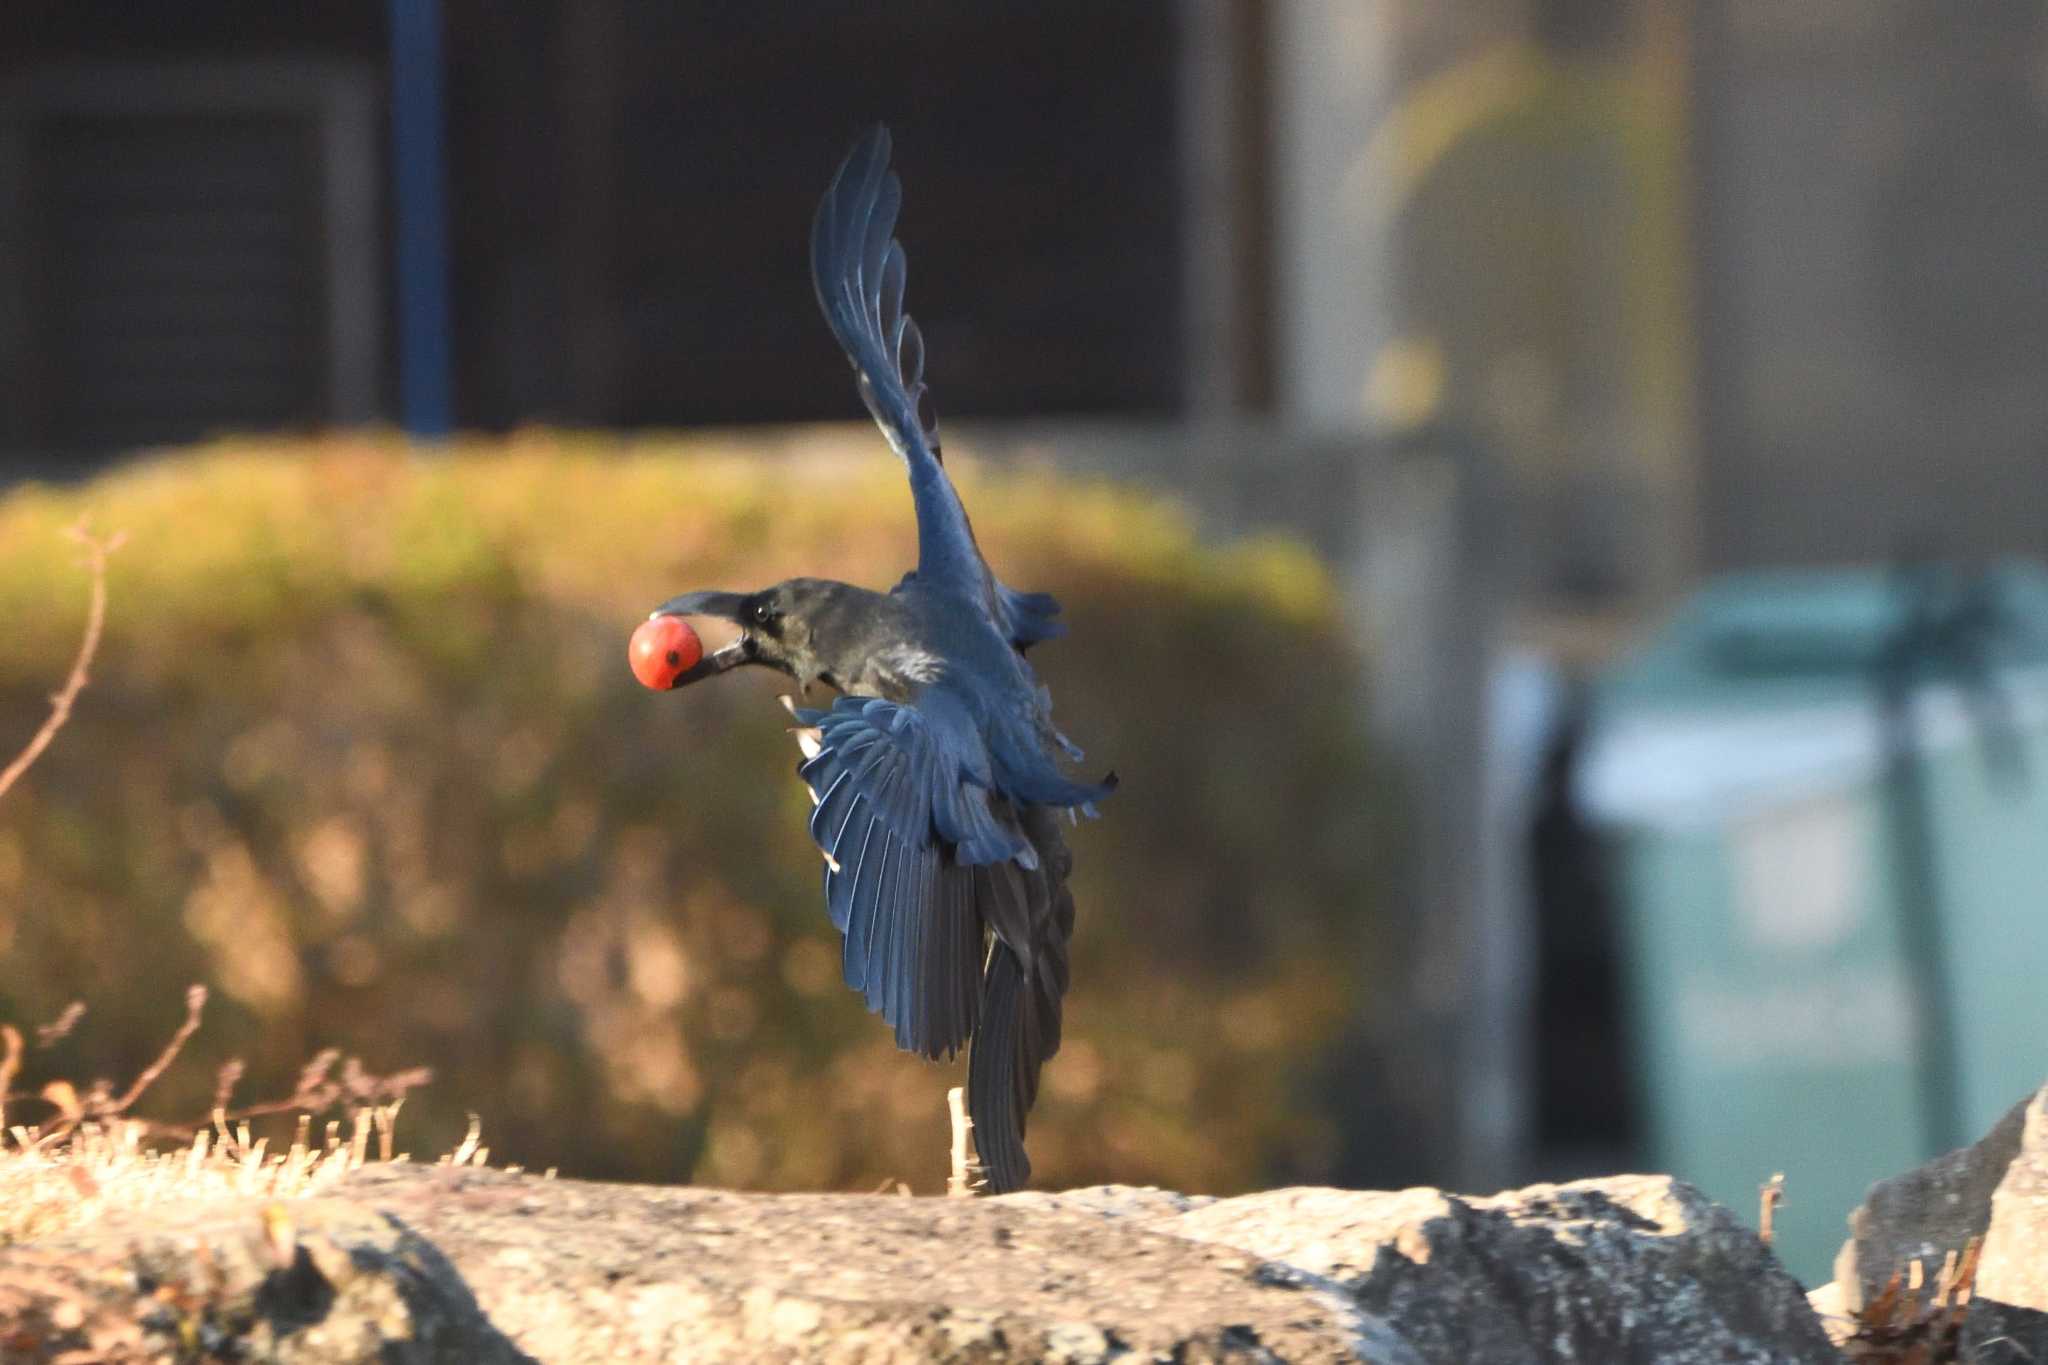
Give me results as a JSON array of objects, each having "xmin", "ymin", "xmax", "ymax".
[
  {"xmin": 653, "ymin": 590, "xmax": 748, "ymax": 621},
  {"xmin": 651, "ymin": 590, "xmax": 754, "ymax": 688},
  {"xmin": 668, "ymin": 637, "xmax": 752, "ymax": 688}
]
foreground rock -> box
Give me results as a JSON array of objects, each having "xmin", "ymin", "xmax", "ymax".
[
  {"xmin": 0, "ymin": 1166, "xmax": 1832, "ymax": 1363},
  {"xmin": 1828, "ymin": 1081, "xmax": 2048, "ymax": 1363},
  {"xmin": 1152, "ymin": 1179, "xmax": 1833, "ymax": 1363}
]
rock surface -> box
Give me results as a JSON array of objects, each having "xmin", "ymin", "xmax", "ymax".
[
  {"xmin": 1827, "ymin": 1081, "xmax": 2048, "ymax": 1364},
  {"xmin": 1832, "ymin": 1088, "xmax": 2029, "ymax": 1313},
  {"xmin": 1969, "ymin": 1087, "xmax": 2048, "ymax": 1364},
  {"xmin": 0, "ymin": 1166, "xmax": 1835, "ymax": 1363},
  {"xmin": 1149, "ymin": 1179, "xmax": 1836, "ymax": 1364}
]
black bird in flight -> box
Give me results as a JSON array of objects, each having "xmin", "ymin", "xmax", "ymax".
[{"xmin": 647, "ymin": 127, "xmax": 1115, "ymax": 1192}]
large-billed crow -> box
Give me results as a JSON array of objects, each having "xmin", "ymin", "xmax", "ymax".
[{"xmin": 646, "ymin": 127, "xmax": 1114, "ymax": 1192}]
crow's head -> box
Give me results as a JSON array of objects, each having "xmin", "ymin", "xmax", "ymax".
[{"xmin": 650, "ymin": 577, "xmax": 874, "ymax": 692}]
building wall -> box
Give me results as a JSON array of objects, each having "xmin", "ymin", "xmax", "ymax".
[
  {"xmin": 0, "ymin": 3, "xmax": 385, "ymax": 462},
  {"xmin": 1693, "ymin": 0, "xmax": 2048, "ymax": 569},
  {"xmin": 0, "ymin": 1, "xmax": 1193, "ymax": 467},
  {"xmin": 443, "ymin": 1, "xmax": 1188, "ymax": 431}
]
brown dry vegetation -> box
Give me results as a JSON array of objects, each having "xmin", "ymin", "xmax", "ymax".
[
  {"xmin": 1836, "ymin": 1242, "xmax": 1982, "ymax": 1365},
  {"xmin": 0, "ymin": 432, "xmax": 1390, "ymax": 1196},
  {"xmin": 1, "ymin": 987, "xmax": 456, "ymax": 1247}
]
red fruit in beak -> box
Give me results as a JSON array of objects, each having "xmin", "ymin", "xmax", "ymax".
[{"xmin": 629, "ymin": 615, "xmax": 704, "ymax": 690}]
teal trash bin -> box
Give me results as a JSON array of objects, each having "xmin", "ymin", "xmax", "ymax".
[{"xmin": 1577, "ymin": 562, "xmax": 2048, "ymax": 1283}]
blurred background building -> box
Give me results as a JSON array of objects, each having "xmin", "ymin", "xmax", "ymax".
[{"xmin": 5, "ymin": 0, "xmax": 2048, "ymax": 1283}]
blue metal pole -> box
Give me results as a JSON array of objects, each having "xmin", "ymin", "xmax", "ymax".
[{"xmin": 389, "ymin": 0, "xmax": 454, "ymax": 437}]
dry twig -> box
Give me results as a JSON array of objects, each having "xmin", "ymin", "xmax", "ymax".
[
  {"xmin": 0, "ymin": 1026, "xmax": 21, "ymax": 1134},
  {"xmin": 34, "ymin": 1002, "xmax": 86, "ymax": 1049},
  {"xmin": 1758, "ymin": 1171, "xmax": 1785, "ymax": 1247},
  {"xmin": 108, "ymin": 985, "xmax": 206, "ymax": 1118},
  {"xmin": 0, "ymin": 520, "xmax": 126, "ymax": 803}
]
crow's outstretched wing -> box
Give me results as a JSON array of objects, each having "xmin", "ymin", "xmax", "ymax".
[
  {"xmin": 813, "ymin": 127, "xmax": 989, "ymax": 601},
  {"xmin": 815, "ymin": 128, "xmax": 1072, "ymax": 652},
  {"xmin": 792, "ymin": 692, "xmax": 1027, "ymax": 1060}
]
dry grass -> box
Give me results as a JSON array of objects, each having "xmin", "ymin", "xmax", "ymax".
[
  {"xmin": 0, "ymin": 979, "xmax": 490, "ymax": 1362},
  {"xmin": 1836, "ymin": 1239, "xmax": 1982, "ymax": 1364},
  {"xmin": 0, "ymin": 988, "xmax": 493, "ymax": 1360},
  {"xmin": 0, "ymin": 985, "xmax": 449, "ymax": 1248}
]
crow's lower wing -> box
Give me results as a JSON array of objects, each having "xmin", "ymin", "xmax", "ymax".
[
  {"xmin": 792, "ymin": 694, "xmax": 1082, "ymax": 1192},
  {"xmin": 792, "ymin": 693, "xmax": 1029, "ymax": 1060},
  {"xmin": 812, "ymin": 126, "xmax": 991, "ymax": 604}
]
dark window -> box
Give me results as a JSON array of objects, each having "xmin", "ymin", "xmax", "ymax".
[{"xmin": 26, "ymin": 111, "xmax": 325, "ymax": 450}]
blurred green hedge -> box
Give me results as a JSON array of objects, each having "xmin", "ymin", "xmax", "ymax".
[{"xmin": 0, "ymin": 433, "xmax": 1387, "ymax": 1192}]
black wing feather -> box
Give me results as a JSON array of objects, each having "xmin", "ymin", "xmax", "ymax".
[
  {"xmin": 794, "ymin": 694, "xmax": 1024, "ymax": 1060},
  {"xmin": 812, "ymin": 127, "xmax": 986, "ymax": 596}
]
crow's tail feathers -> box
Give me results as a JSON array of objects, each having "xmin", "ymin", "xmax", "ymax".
[
  {"xmin": 966, "ymin": 804, "xmax": 1077, "ymax": 1194},
  {"xmin": 967, "ymin": 942, "xmax": 1032, "ymax": 1193},
  {"xmin": 966, "ymin": 945, "xmax": 1048, "ymax": 1186}
]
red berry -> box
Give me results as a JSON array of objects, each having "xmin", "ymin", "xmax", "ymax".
[{"xmin": 629, "ymin": 615, "xmax": 703, "ymax": 690}]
